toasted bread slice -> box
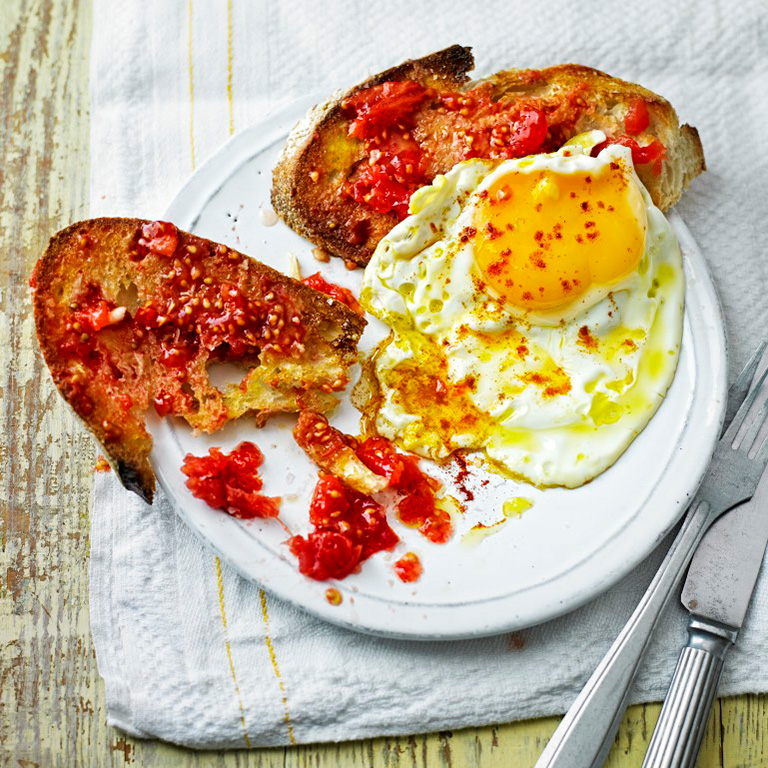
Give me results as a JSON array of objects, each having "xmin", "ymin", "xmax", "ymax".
[
  {"xmin": 293, "ymin": 411, "xmax": 388, "ymax": 494},
  {"xmin": 32, "ymin": 218, "xmax": 365, "ymax": 502},
  {"xmin": 272, "ymin": 45, "xmax": 704, "ymax": 266}
]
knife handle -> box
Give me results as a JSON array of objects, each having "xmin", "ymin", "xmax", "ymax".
[{"xmin": 642, "ymin": 619, "xmax": 736, "ymax": 768}]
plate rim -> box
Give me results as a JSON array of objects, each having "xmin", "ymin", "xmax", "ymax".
[{"xmin": 157, "ymin": 95, "xmax": 728, "ymax": 641}]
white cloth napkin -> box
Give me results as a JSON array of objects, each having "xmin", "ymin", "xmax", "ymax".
[{"xmin": 89, "ymin": 0, "xmax": 768, "ymax": 749}]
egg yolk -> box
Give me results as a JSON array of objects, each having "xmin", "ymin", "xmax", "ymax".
[{"xmin": 473, "ymin": 161, "xmax": 647, "ymax": 313}]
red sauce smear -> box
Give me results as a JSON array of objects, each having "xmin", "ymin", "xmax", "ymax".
[
  {"xmin": 302, "ymin": 272, "xmax": 364, "ymax": 315},
  {"xmin": 182, "ymin": 441, "xmax": 280, "ymax": 519},
  {"xmin": 341, "ymin": 80, "xmax": 666, "ymax": 217},
  {"xmin": 342, "ymin": 80, "xmax": 554, "ymax": 218},
  {"xmin": 394, "ymin": 552, "xmax": 423, "ymax": 583}
]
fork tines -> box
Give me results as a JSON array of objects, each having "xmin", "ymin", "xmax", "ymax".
[{"xmin": 727, "ymin": 365, "xmax": 768, "ymax": 457}]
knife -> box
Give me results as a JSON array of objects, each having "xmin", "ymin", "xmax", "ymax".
[{"xmin": 641, "ymin": 354, "xmax": 768, "ymax": 768}]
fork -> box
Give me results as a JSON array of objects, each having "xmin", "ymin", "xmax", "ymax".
[{"xmin": 534, "ymin": 346, "xmax": 768, "ymax": 768}]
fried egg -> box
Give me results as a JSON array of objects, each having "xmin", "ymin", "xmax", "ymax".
[{"xmin": 360, "ymin": 133, "xmax": 685, "ymax": 488}]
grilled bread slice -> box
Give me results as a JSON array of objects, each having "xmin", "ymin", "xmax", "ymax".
[
  {"xmin": 272, "ymin": 45, "xmax": 704, "ymax": 266},
  {"xmin": 32, "ymin": 218, "xmax": 365, "ymax": 502}
]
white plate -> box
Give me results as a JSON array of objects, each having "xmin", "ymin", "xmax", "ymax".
[{"xmin": 155, "ymin": 95, "xmax": 727, "ymax": 641}]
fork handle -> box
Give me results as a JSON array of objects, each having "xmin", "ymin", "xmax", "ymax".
[
  {"xmin": 641, "ymin": 619, "xmax": 735, "ymax": 768},
  {"xmin": 534, "ymin": 500, "xmax": 715, "ymax": 768}
]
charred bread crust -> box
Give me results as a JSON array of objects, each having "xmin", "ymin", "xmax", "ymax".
[
  {"xmin": 271, "ymin": 45, "xmax": 474, "ymax": 267},
  {"xmin": 32, "ymin": 217, "xmax": 366, "ymax": 502},
  {"xmin": 116, "ymin": 460, "xmax": 152, "ymax": 504},
  {"xmin": 33, "ymin": 220, "xmax": 154, "ymax": 500},
  {"xmin": 272, "ymin": 50, "xmax": 704, "ymax": 266}
]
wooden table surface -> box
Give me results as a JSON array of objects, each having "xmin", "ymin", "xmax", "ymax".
[{"xmin": 2, "ymin": 2, "xmax": 768, "ymax": 766}]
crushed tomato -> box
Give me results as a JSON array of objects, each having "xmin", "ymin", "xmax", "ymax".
[
  {"xmin": 341, "ymin": 80, "xmax": 557, "ymax": 218},
  {"xmin": 624, "ymin": 98, "xmax": 650, "ymax": 136},
  {"xmin": 302, "ymin": 273, "xmax": 364, "ymax": 315},
  {"xmin": 347, "ymin": 166, "xmax": 416, "ymax": 219},
  {"xmin": 57, "ymin": 221, "xmax": 310, "ymax": 427},
  {"xmin": 136, "ymin": 220, "xmax": 179, "ymax": 259},
  {"xmin": 496, "ymin": 107, "xmax": 549, "ymax": 159},
  {"xmin": 345, "ymin": 113, "xmax": 428, "ymax": 219},
  {"xmin": 290, "ymin": 424, "xmax": 453, "ymax": 581},
  {"xmin": 592, "ymin": 135, "xmax": 666, "ymax": 176},
  {"xmin": 341, "ymin": 77, "xmax": 668, "ymax": 218},
  {"xmin": 346, "ymin": 80, "xmax": 429, "ymax": 139},
  {"xmin": 181, "ymin": 424, "xmax": 453, "ymax": 583},
  {"xmin": 291, "ymin": 531, "xmax": 362, "ymax": 581},
  {"xmin": 78, "ymin": 299, "xmax": 115, "ymax": 332},
  {"xmin": 55, "ymin": 283, "xmax": 131, "ymax": 421},
  {"xmin": 182, "ymin": 441, "xmax": 280, "ymax": 519},
  {"xmin": 394, "ymin": 552, "xmax": 423, "ymax": 583},
  {"xmin": 357, "ymin": 437, "xmax": 452, "ymax": 543},
  {"xmin": 289, "ymin": 474, "xmax": 398, "ymax": 580}
]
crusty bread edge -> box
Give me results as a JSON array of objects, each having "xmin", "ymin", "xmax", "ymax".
[
  {"xmin": 658, "ymin": 123, "xmax": 705, "ymax": 210},
  {"xmin": 32, "ymin": 220, "xmax": 157, "ymax": 501}
]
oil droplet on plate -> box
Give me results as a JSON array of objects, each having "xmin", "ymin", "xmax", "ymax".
[
  {"xmin": 460, "ymin": 520, "xmax": 506, "ymax": 547},
  {"xmin": 503, "ymin": 497, "xmax": 533, "ymax": 518},
  {"xmin": 325, "ymin": 588, "xmax": 342, "ymax": 606}
]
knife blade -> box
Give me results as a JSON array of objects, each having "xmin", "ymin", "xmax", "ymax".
[
  {"xmin": 681, "ymin": 470, "xmax": 768, "ymax": 627},
  {"xmin": 683, "ymin": 346, "xmax": 768, "ymax": 629},
  {"xmin": 641, "ymin": 349, "xmax": 768, "ymax": 768}
]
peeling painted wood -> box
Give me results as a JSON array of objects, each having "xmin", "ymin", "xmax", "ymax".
[{"xmin": 0, "ymin": 1, "xmax": 766, "ymax": 766}]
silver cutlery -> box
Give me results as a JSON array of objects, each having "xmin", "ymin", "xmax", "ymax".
[
  {"xmin": 641, "ymin": 376, "xmax": 768, "ymax": 767},
  {"xmin": 534, "ymin": 343, "xmax": 768, "ymax": 768}
]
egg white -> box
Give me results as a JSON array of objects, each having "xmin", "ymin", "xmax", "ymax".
[{"xmin": 361, "ymin": 139, "xmax": 685, "ymax": 488}]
